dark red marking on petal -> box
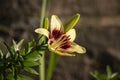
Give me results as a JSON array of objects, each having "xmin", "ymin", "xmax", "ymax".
[
  {"xmin": 52, "ymin": 29, "xmax": 63, "ymax": 39},
  {"xmin": 49, "ymin": 40, "xmax": 53, "ymax": 45},
  {"xmin": 60, "ymin": 42, "xmax": 71, "ymax": 49},
  {"xmin": 61, "ymin": 35, "xmax": 66, "ymax": 40},
  {"xmin": 49, "ymin": 33, "xmax": 53, "ymax": 39},
  {"xmin": 63, "ymin": 37, "xmax": 70, "ymax": 42}
]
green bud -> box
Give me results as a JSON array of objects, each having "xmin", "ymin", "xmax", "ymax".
[
  {"xmin": 64, "ymin": 14, "xmax": 80, "ymax": 32},
  {"xmin": 43, "ymin": 17, "xmax": 49, "ymax": 29}
]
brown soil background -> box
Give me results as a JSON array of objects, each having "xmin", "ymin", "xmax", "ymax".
[{"xmin": 0, "ymin": 0, "xmax": 120, "ymax": 80}]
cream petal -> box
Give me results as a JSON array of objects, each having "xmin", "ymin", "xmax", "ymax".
[
  {"xmin": 35, "ymin": 28, "xmax": 49, "ymax": 38},
  {"xmin": 66, "ymin": 29, "xmax": 76, "ymax": 41},
  {"xmin": 48, "ymin": 45, "xmax": 75, "ymax": 56},
  {"xmin": 51, "ymin": 15, "xmax": 64, "ymax": 32},
  {"xmin": 67, "ymin": 42, "xmax": 86, "ymax": 54}
]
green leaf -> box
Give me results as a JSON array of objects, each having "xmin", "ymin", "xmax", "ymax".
[
  {"xmin": 23, "ymin": 60, "xmax": 39, "ymax": 67},
  {"xmin": 106, "ymin": 65, "xmax": 112, "ymax": 79},
  {"xmin": 24, "ymin": 41, "xmax": 33, "ymax": 54},
  {"xmin": 99, "ymin": 74, "xmax": 107, "ymax": 80},
  {"xmin": 90, "ymin": 71, "xmax": 100, "ymax": 80},
  {"xmin": 12, "ymin": 39, "xmax": 24, "ymax": 51},
  {"xmin": 43, "ymin": 17, "xmax": 49, "ymax": 29},
  {"xmin": 17, "ymin": 39, "xmax": 24, "ymax": 48},
  {"xmin": 64, "ymin": 13, "xmax": 80, "ymax": 32},
  {"xmin": 7, "ymin": 74, "xmax": 14, "ymax": 80},
  {"xmin": 111, "ymin": 73, "xmax": 118, "ymax": 78},
  {"xmin": 36, "ymin": 44, "xmax": 47, "ymax": 51},
  {"xmin": 91, "ymin": 66, "xmax": 120, "ymax": 80},
  {"xmin": 18, "ymin": 74, "xmax": 33, "ymax": 80},
  {"xmin": 24, "ymin": 51, "xmax": 41, "ymax": 61},
  {"xmin": 3, "ymin": 42, "xmax": 14, "ymax": 58},
  {"xmin": 0, "ymin": 49, "xmax": 3, "ymax": 58},
  {"xmin": 24, "ymin": 67, "xmax": 39, "ymax": 75}
]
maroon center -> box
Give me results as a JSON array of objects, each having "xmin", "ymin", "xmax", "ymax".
[{"xmin": 52, "ymin": 29, "xmax": 62, "ymax": 39}]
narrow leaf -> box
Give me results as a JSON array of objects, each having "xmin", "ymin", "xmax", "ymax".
[
  {"xmin": 24, "ymin": 42, "xmax": 33, "ymax": 54},
  {"xmin": 24, "ymin": 51, "xmax": 40, "ymax": 61},
  {"xmin": 23, "ymin": 60, "xmax": 39, "ymax": 67},
  {"xmin": 7, "ymin": 74, "xmax": 14, "ymax": 80},
  {"xmin": 0, "ymin": 49, "xmax": 3, "ymax": 58},
  {"xmin": 24, "ymin": 67, "xmax": 39, "ymax": 75},
  {"xmin": 43, "ymin": 17, "xmax": 49, "ymax": 29},
  {"xmin": 12, "ymin": 39, "xmax": 24, "ymax": 51},
  {"xmin": 17, "ymin": 39, "xmax": 24, "ymax": 49},
  {"xmin": 18, "ymin": 74, "xmax": 33, "ymax": 80},
  {"xmin": 64, "ymin": 14, "xmax": 80, "ymax": 32},
  {"xmin": 111, "ymin": 73, "xmax": 118, "ymax": 78},
  {"xmin": 3, "ymin": 42, "xmax": 14, "ymax": 58},
  {"xmin": 106, "ymin": 65, "xmax": 112, "ymax": 79}
]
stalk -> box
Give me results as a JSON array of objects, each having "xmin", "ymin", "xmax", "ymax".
[{"xmin": 39, "ymin": 0, "xmax": 47, "ymax": 80}]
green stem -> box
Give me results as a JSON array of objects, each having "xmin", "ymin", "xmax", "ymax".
[
  {"xmin": 40, "ymin": 0, "xmax": 47, "ymax": 28},
  {"xmin": 39, "ymin": 0, "xmax": 47, "ymax": 80},
  {"xmin": 39, "ymin": 52, "xmax": 45, "ymax": 80},
  {"xmin": 14, "ymin": 68, "xmax": 17, "ymax": 80},
  {"xmin": 3, "ymin": 71, "xmax": 6, "ymax": 80},
  {"xmin": 3, "ymin": 62, "xmax": 6, "ymax": 80},
  {"xmin": 46, "ymin": 53, "xmax": 59, "ymax": 80}
]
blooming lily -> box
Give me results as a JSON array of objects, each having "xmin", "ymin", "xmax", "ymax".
[{"xmin": 35, "ymin": 15, "xmax": 86, "ymax": 56}]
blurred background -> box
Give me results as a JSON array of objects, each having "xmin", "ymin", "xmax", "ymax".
[{"xmin": 0, "ymin": 0, "xmax": 120, "ymax": 80}]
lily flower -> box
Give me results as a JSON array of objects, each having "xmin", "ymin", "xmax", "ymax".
[{"xmin": 35, "ymin": 15, "xmax": 86, "ymax": 56}]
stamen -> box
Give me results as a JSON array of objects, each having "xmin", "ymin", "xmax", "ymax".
[{"xmin": 57, "ymin": 35, "xmax": 71, "ymax": 49}]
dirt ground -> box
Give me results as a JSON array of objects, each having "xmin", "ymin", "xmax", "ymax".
[{"xmin": 0, "ymin": 0, "xmax": 120, "ymax": 80}]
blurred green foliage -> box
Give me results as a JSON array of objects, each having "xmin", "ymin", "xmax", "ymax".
[
  {"xmin": 0, "ymin": 39, "xmax": 47, "ymax": 80},
  {"xmin": 91, "ymin": 66, "xmax": 120, "ymax": 80}
]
